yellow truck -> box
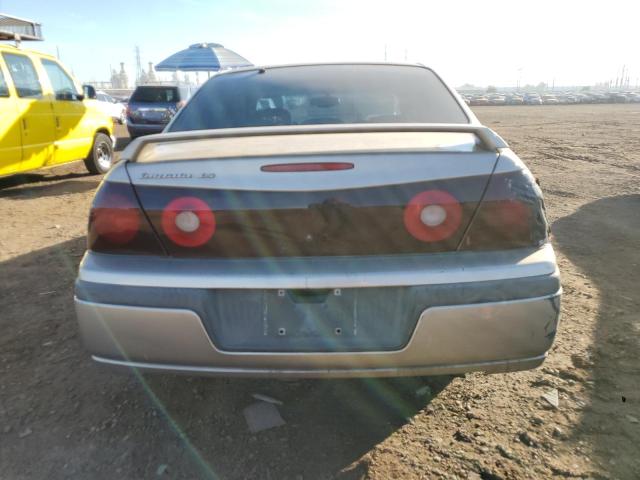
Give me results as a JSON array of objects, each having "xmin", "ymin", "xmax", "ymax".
[{"xmin": 0, "ymin": 43, "xmax": 115, "ymax": 177}]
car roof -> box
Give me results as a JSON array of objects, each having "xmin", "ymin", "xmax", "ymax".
[
  {"xmin": 211, "ymin": 61, "xmax": 434, "ymax": 78},
  {"xmin": 133, "ymin": 84, "xmax": 179, "ymax": 89},
  {"xmin": 0, "ymin": 43, "xmax": 57, "ymax": 61}
]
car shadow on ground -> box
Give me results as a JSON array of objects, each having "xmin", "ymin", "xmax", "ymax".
[
  {"xmin": 136, "ymin": 373, "xmax": 451, "ymax": 479},
  {"xmin": 0, "ymin": 177, "xmax": 99, "ymax": 199},
  {"xmin": 0, "ymin": 171, "xmax": 98, "ymax": 193},
  {"xmin": 552, "ymin": 194, "xmax": 640, "ymax": 479},
  {"xmin": 0, "ymin": 236, "xmax": 452, "ymax": 480}
]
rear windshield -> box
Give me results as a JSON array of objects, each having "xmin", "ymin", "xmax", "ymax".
[
  {"xmin": 169, "ymin": 65, "xmax": 468, "ymax": 131},
  {"xmin": 130, "ymin": 86, "xmax": 179, "ymax": 103}
]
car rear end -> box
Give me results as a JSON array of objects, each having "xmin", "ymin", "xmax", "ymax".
[
  {"xmin": 126, "ymin": 85, "xmax": 187, "ymax": 138},
  {"xmin": 75, "ymin": 64, "xmax": 560, "ymax": 378}
]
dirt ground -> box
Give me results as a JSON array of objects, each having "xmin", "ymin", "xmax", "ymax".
[{"xmin": 0, "ymin": 104, "xmax": 639, "ymax": 480}]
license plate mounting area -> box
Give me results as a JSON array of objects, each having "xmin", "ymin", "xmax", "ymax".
[{"xmin": 264, "ymin": 288, "xmax": 356, "ymax": 339}]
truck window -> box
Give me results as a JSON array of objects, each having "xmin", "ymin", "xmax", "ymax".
[
  {"xmin": 41, "ymin": 59, "xmax": 78, "ymax": 97},
  {"xmin": 0, "ymin": 67, "xmax": 9, "ymax": 97},
  {"xmin": 2, "ymin": 53, "xmax": 42, "ymax": 98}
]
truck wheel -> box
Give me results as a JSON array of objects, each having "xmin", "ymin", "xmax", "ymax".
[{"xmin": 84, "ymin": 133, "xmax": 113, "ymax": 174}]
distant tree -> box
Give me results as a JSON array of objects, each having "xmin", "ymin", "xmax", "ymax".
[
  {"xmin": 536, "ymin": 82, "xmax": 547, "ymax": 92},
  {"xmin": 580, "ymin": 86, "xmax": 591, "ymax": 92},
  {"xmin": 458, "ymin": 83, "xmax": 478, "ymax": 90},
  {"xmin": 486, "ymin": 85, "xmax": 497, "ymax": 93}
]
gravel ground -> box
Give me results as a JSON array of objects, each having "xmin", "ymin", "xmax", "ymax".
[{"xmin": 0, "ymin": 104, "xmax": 639, "ymax": 479}]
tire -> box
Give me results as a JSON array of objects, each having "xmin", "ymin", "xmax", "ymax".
[{"xmin": 84, "ymin": 132, "xmax": 114, "ymax": 175}]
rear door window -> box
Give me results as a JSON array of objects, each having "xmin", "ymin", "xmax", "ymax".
[
  {"xmin": 2, "ymin": 53, "xmax": 42, "ymax": 98},
  {"xmin": 130, "ymin": 87, "xmax": 178, "ymax": 103},
  {"xmin": 41, "ymin": 59, "xmax": 78, "ymax": 98},
  {"xmin": 0, "ymin": 66, "xmax": 9, "ymax": 97}
]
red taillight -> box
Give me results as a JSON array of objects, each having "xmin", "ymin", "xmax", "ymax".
[
  {"xmin": 488, "ymin": 200, "xmax": 531, "ymax": 233},
  {"xmin": 403, "ymin": 190, "xmax": 462, "ymax": 242},
  {"xmin": 261, "ymin": 162, "xmax": 354, "ymax": 172},
  {"xmin": 92, "ymin": 194, "xmax": 140, "ymax": 245},
  {"xmin": 459, "ymin": 170, "xmax": 548, "ymax": 251},
  {"xmin": 88, "ymin": 181, "xmax": 164, "ymax": 255},
  {"xmin": 161, "ymin": 196, "xmax": 216, "ymax": 247}
]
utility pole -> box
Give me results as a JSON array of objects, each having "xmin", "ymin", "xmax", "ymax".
[
  {"xmin": 135, "ymin": 46, "xmax": 143, "ymax": 85},
  {"xmin": 384, "ymin": 44, "xmax": 387, "ymax": 62}
]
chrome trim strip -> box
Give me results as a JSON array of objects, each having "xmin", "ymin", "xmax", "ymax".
[
  {"xmin": 91, "ymin": 354, "xmax": 547, "ymax": 378},
  {"xmin": 77, "ymin": 244, "xmax": 558, "ymax": 289}
]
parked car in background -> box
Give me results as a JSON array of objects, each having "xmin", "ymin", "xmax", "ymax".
[
  {"xmin": 0, "ymin": 43, "xmax": 115, "ymax": 177},
  {"xmin": 542, "ymin": 95, "xmax": 559, "ymax": 105},
  {"xmin": 506, "ymin": 94, "xmax": 524, "ymax": 105},
  {"xmin": 627, "ymin": 93, "xmax": 640, "ymax": 103},
  {"xmin": 75, "ymin": 63, "xmax": 561, "ymax": 379},
  {"xmin": 95, "ymin": 90, "xmax": 126, "ymax": 124},
  {"xmin": 574, "ymin": 93, "xmax": 590, "ymax": 103},
  {"xmin": 126, "ymin": 84, "xmax": 195, "ymax": 139},
  {"xmin": 590, "ymin": 93, "xmax": 608, "ymax": 103},
  {"xmin": 524, "ymin": 93, "xmax": 543, "ymax": 105},
  {"xmin": 488, "ymin": 94, "xmax": 506, "ymax": 105},
  {"xmin": 470, "ymin": 95, "xmax": 489, "ymax": 106},
  {"xmin": 609, "ymin": 92, "xmax": 629, "ymax": 103}
]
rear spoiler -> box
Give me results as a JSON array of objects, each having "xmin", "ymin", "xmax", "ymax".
[{"xmin": 121, "ymin": 123, "xmax": 509, "ymax": 163}]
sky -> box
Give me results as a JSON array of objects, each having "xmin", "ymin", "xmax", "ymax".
[{"xmin": 1, "ymin": 0, "xmax": 639, "ymax": 88}]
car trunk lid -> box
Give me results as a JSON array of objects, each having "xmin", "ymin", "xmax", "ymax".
[{"xmin": 124, "ymin": 127, "xmax": 502, "ymax": 258}]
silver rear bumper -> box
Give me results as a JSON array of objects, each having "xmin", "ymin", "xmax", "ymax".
[{"xmin": 75, "ymin": 291, "xmax": 561, "ymax": 378}]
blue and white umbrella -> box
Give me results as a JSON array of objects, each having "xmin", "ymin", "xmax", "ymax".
[{"xmin": 155, "ymin": 43, "xmax": 252, "ymax": 72}]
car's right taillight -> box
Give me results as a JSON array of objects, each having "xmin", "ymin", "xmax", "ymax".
[
  {"xmin": 459, "ymin": 169, "xmax": 549, "ymax": 250},
  {"xmin": 88, "ymin": 181, "xmax": 165, "ymax": 255}
]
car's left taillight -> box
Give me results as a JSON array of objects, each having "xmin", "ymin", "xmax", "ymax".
[{"xmin": 88, "ymin": 181, "xmax": 165, "ymax": 255}]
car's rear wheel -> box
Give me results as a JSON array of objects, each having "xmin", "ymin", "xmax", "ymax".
[{"xmin": 84, "ymin": 132, "xmax": 113, "ymax": 174}]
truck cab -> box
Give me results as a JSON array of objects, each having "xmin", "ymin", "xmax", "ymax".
[{"xmin": 0, "ymin": 43, "xmax": 115, "ymax": 177}]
